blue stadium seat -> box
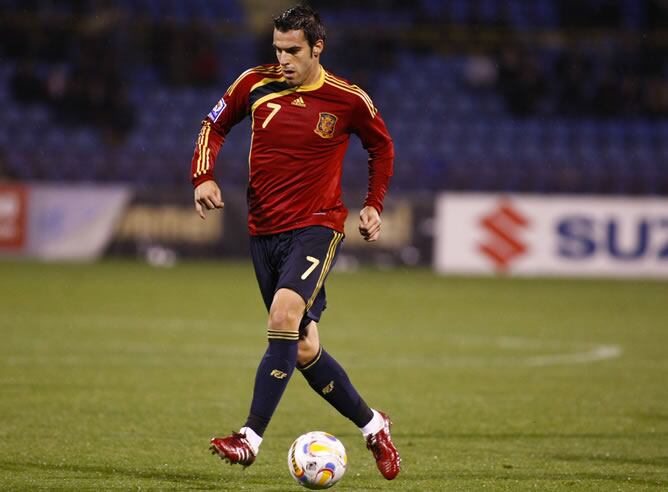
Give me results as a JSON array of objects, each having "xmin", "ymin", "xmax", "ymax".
[
  {"xmin": 1, "ymin": 0, "xmax": 665, "ymax": 194},
  {"xmin": 71, "ymin": 129, "xmax": 100, "ymax": 150},
  {"xmin": 420, "ymin": 0, "xmax": 446, "ymax": 18}
]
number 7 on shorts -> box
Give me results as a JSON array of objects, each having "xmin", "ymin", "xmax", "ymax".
[{"xmin": 301, "ymin": 256, "xmax": 320, "ymax": 280}]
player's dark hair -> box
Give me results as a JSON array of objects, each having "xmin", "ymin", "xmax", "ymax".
[{"xmin": 273, "ymin": 4, "xmax": 326, "ymax": 48}]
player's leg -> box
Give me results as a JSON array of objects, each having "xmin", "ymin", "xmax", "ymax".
[
  {"xmin": 210, "ymin": 288, "xmax": 303, "ymax": 466},
  {"xmin": 291, "ymin": 233, "xmax": 375, "ymax": 430},
  {"xmin": 211, "ymin": 234, "xmax": 302, "ymax": 466},
  {"xmin": 239, "ymin": 228, "xmax": 341, "ymax": 443},
  {"xmin": 243, "ymin": 226, "xmax": 344, "ymax": 436},
  {"xmin": 297, "ymin": 323, "xmax": 400, "ymax": 479},
  {"xmin": 297, "ymin": 322, "xmax": 373, "ymax": 427},
  {"xmin": 211, "ymin": 227, "xmax": 343, "ymax": 466},
  {"xmin": 239, "ymin": 287, "xmax": 303, "ymax": 442}
]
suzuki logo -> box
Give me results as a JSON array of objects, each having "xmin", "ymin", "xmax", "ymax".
[{"xmin": 479, "ymin": 200, "xmax": 529, "ymax": 272}]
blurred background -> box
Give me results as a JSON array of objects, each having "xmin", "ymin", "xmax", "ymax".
[
  {"xmin": 0, "ymin": 0, "xmax": 667, "ymax": 275},
  {"xmin": 3, "ymin": 4, "xmax": 668, "ymax": 489}
]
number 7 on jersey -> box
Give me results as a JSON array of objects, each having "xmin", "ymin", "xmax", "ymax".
[{"xmin": 262, "ymin": 102, "xmax": 282, "ymax": 128}]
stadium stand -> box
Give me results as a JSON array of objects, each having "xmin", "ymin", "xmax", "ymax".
[{"xmin": 0, "ymin": 0, "xmax": 666, "ymax": 194}]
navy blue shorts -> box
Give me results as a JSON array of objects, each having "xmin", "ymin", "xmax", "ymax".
[{"xmin": 250, "ymin": 226, "xmax": 344, "ymax": 337}]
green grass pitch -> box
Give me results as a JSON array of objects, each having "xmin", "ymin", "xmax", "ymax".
[{"xmin": 1, "ymin": 260, "xmax": 667, "ymax": 490}]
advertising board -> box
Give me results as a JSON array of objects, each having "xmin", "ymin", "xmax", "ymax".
[{"xmin": 435, "ymin": 193, "xmax": 668, "ymax": 278}]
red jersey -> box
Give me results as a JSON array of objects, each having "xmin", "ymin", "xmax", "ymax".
[{"xmin": 190, "ymin": 64, "xmax": 394, "ymax": 236}]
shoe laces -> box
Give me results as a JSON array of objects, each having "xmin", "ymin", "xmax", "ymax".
[
  {"xmin": 366, "ymin": 431, "xmax": 385, "ymax": 456},
  {"xmin": 231, "ymin": 432, "xmax": 247, "ymax": 442}
]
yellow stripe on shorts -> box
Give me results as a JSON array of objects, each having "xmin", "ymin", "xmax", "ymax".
[{"xmin": 305, "ymin": 231, "xmax": 343, "ymax": 312}]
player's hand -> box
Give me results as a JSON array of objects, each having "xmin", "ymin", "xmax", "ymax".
[
  {"xmin": 194, "ymin": 180, "xmax": 224, "ymax": 220},
  {"xmin": 359, "ymin": 206, "xmax": 381, "ymax": 242}
]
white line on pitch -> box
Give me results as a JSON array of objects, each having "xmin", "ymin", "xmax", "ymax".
[{"xmin": 524, "ymin": 345, "xmax": 622, "ymax": 366}]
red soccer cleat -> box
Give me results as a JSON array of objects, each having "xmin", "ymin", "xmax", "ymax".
[
  {"xmin": 209, "ymin": 433, "xmax": 256, "ymax": 468},
  {"xmin": 366, "ymin": 411, "xmax": 401, "ymax": 480}
]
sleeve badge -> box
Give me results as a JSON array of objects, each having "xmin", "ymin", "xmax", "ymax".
[{"xmin": 207, "ymin": 97, "xmax": 227, "ymax": 123}]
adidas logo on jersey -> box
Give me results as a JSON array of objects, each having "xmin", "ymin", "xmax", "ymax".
[{"xmin": 291, "ymin": 96, "xmax": 306, "ymax": 108}]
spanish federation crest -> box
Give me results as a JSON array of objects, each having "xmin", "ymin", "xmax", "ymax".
[{"xmin": 314, "ymin": 112, "xmax": 338, "ymax": 139}]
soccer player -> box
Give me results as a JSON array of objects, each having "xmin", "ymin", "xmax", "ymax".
[{"xmin": 190, "ymin": 5, "xmax": 400, "ymax": 480}]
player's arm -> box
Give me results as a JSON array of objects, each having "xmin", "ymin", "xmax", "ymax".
[
  {"xmin": 192, "ymin": 119, "xmax": 226, "ymax": 219},
  {"xmin": 190, "ymin": 72, "xmax": 251, "ymax": 219},
  {"xmin": 351, "ymin": 97, "xmax": 394, "ymax": 242}
]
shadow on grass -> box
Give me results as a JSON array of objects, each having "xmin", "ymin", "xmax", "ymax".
[
  {"xmin": 0, "ymin": 460, "xmax": 225, "ymax": 489},
  {"xmin": 635, "ymin": 411, "xmax": 668, "ymax": 423},
  {"xmin": 553, "ymin": 453, "xmax": 668, "ymax": 469},
  {"xmin": 397, "ymin": 431, "xmax": 668, "ymax": 440},
  {"xmin": 443, "ymin": 471, "xmax": 668, "ymax": 488},
  {"xmin": 0, "ymin": 459, "xmax": 390, "ymax": 490},
  {"xmin": 2, "ymin": 460, "xmax": 666, "ymax": 490}
]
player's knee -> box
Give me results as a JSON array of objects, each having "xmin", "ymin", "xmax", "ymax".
[
  {"xmin": 297, "ymin": 338, "xmax": 319, "ymax": 366},
  {"xmin": 297, "ymin": 322, "xmax": 320, "ymax": 365},
  {"xmin": 268, "ymin": 308, "xmax": 301, "ymax": 332}
]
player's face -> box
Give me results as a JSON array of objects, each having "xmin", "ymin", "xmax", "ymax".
[{"xmin": 273, "ymin": 29, "xmax": 323, "ymax": 87}]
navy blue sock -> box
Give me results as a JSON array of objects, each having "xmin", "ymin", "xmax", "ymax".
[
  {"xmin": 244, "ymin": 335, "xmax": 298, "ymax": 436},
  {"xmin": 299, "ymin": 347, "xmax": 373, "ymax": 428}
]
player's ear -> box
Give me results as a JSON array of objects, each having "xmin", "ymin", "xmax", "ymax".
[{"xmin": 312, "ymin": 40, "xmax": 324, "ymax": 57}]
